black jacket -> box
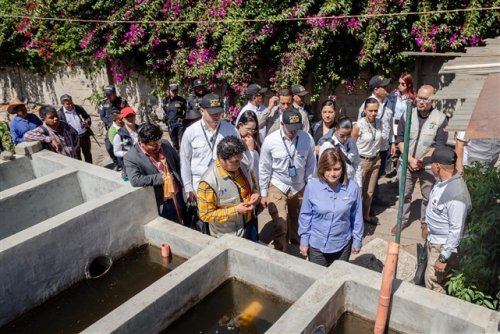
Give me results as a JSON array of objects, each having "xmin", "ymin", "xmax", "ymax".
[
  {"xmin": 57, "ymin": 105, "xmax": 92, "ymax": 129},
  {"xmin": 123, "ymin": 141, "xmax": 182, "ymax": 209}
]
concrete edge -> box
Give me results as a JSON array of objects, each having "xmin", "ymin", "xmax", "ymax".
[
  {"xmin": 82, "ymin": 240, "xmax": 231, "ymax": 333},
  {"xmin": 32, "ymin": 150, "xmax": 127, "ymax": 183},
  {"xmin": 0, "ymin": 186, "xmax": 154, "ymax": 252},
  {"xmin": 0, "ymin": 166, "xmax": 77, "ymax": 200},
  {"xmin": 144, "ymin": 218, "xmax": 215, "ymax": 259}
]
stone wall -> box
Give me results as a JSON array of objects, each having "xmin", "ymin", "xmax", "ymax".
[{"xmin": 0, "ymin": 56, "xmax": 454, "ymax": 124}]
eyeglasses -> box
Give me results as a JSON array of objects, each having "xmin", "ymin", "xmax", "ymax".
[
  {"xmin": 416, "ymin": 96, "xmax": 431, "ymax": 102},
  {"xmin": 398, "ymin": 81, "xmax": 407, "ymax": 87}
]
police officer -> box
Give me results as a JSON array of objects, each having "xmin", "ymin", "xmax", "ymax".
[
  {"xmin": 98, "ymin": 85, "xmax": 128, "ymax": 169},
  {"xmin": 182, "ymin": 79, "xmax": 207, "ymax": 139},
  {"xmin": 162, "ymin": 83, "xmax": 186, "ymax": 151}
]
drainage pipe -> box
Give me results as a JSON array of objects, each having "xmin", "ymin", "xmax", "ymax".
[{"xmin": 374, "ymin": 101, "xmax": 413, "ymax": 334}]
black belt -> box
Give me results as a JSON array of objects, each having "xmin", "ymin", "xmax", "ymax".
[{"xmin": 360, "ymin": 154, "xmax": 379, "ymax": 161}]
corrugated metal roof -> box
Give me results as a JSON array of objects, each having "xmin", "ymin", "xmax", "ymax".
[{"xmin": 432, "ymin": 37, "xmax": 500, "ymax": 137}]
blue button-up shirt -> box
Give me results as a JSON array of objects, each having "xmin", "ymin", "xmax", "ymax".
[
  {"xmin": 299, "ymin": 178, "xmax": 364, "ymax": 253},
  {"xmin": 10, "ymin": 114, "xmax": 43, "ymax": 144}
]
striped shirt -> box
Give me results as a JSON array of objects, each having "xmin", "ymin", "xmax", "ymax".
[{"xmin": 23, "ymin": 122, "xmax": 79, "ymax": 158}]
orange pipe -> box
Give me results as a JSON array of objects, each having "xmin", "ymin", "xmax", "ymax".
[
  {"xmin": 161, "ymin": 243, "xmax": 171, "ymax": 258},
  {"xmin": 374, "ymin": 241, "xmax": 400, "ymax": 334},
  {"xmin": 238, "ymin": 301, "xmax": 263, "ymax": 328}
]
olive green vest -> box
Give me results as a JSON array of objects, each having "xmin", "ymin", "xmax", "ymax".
[{"xmin": 404, "ymin": 108, "xmax": 446, "ymax": 159}]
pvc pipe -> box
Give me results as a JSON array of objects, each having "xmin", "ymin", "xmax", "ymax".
[
  {"xmin": 238, "ymin": 301, "xmax": 263, "ymax": 328},
  {"xmin": 374, "ymin": 241, "xmax": 400, "ymax": 334},
  {"xmin": 161, "ymin": 243, "xmax": 171, "ymax": 258}
]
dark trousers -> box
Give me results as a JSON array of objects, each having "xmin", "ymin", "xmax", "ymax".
[
  {"xmin": 160, "ymin": 192, "xmax": 186, "ymax": 223},
  {"xmin": 76, "ymin": 131, "xmax": 92, "ymax": 163},
  {"xmin": 104, "ymin": 136, "xmax": 119, "ymax": 166},
  {"xmin": 309, "ymin": 239, "xmax": 353, "ymax": 267},
  {"xmin": 373, "ymin": 149, "xmax": 389, "ymax": 201},
  {"xmin": 168, "ymin": 122, "xmax": 181, "ymax": 151}
]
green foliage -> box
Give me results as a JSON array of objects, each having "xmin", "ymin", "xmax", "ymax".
[
  {"xmin": 445, "ymin": 273, "xmax": 498, "ymax": 310},
  {"xmin": 0, "ymin": 0, "xmax": 499, "ymax": 103},
  {"xmin": 446, "ymin": 163, "xmax": 500, "ymax": 309}
]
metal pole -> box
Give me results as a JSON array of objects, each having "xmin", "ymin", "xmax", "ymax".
[{"xmin": 395, "ymin": 101, "xmax": 413, "ymax": 244}]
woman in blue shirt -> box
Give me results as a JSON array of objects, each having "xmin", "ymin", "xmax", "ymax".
[{"xmin": 299, "ymin": 147, "xmax": 364, "ymax": 266}]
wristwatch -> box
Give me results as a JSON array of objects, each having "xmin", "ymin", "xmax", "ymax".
[{"xmin": 438, "ymin": 254, "xmax": 448, "ymax": 263}]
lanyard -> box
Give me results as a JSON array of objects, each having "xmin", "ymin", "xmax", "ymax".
[
  {"xmin": 365, "ymin": 119, "xmax": 377, "ymax": 142},
  {"xmin": 281, "ymin": 131, "xmax": 299, "ymax": 165},
  {"xmin": 201, "ymin": 121, "xmax": 220, "ymax": 153}
]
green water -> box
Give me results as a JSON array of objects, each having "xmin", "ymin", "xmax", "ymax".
[
  {"xmin": 1, "ymin": 245, "xmax": 184, "ymax": 334},
  {"xmin": 165, "ymin": 278, "xmax": 292, "ymax": 334}
]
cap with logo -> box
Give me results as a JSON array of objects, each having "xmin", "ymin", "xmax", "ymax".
[
  {"xmin": 282, "ymin": 108, "xmax": 303, "ymax": 131},
  {"xmin": 192, "ymin": 79, "xmax": 207, "ymax": 88},
  {"xmin": 246, "ymin": 84, "xmax": 268, "ymax": 99},
  {"xmin": 291, "ymin": 84, "xmax": 309, "ymax": 97},
  {"xmin": 103, "ymin": 85, "xmax": 116, "ymax": 95},
  {"xmin": 369, "ymin": 75, "xmax": 391, "ymax": 90},
  {"xmin": 422, "ymin": 146, "xmax": 457, "ymax": 166},
  {"xmin": 200, "ymin": 93, "xmax": 224, "ymax": 114},
  {"xmin": 120, "ymin": 107, "xmax": 136, "ymax": 119}
]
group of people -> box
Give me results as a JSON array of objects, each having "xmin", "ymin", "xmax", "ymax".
[{"xmin": 2, "ymin": 74, "xmax": 499, "ymax": 296}]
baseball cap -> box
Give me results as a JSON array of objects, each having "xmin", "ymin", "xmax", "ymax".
[
  {"xmin": 104, "ymin": 85, "xmax": 116, "ymax": 95},
  {"xmin": 246, "ymin": 84, "xmax": 268, "ymax": 99},
  {"xmin": 422, "ymin": 146, "xmax": 457, "ymax": 166},
  {"xmin": 200, "ymin": 93, "xmax": 224, "ymax": 114},
  {"xmin": 192, "ymin": 79, "xmax": 206, "ymax": 88},
  {"xmin": 291, "ymin": 84, "xmax": 309, "ymax": 97},
  {"xmin": 282, "ymin": 108, "xmax": 303, "ymax": 131},
  {"xmin": 168, "ymin": 83, "xmax": 178, "ymax": 91},
  {"xmin": 369, "ymin": 75, "xmax": 391, "ymax": 90},
  {"xmin": 120, "ymin": 107, "xmax": 136, "ymax": 118}
]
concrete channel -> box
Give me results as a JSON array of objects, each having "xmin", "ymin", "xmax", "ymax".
[{"xmin": 0, "ymin": 142, "xmax": 498, "ymax": 333}]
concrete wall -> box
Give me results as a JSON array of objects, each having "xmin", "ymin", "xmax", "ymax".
[
  {"xmin": 85, "ymin": 233, "xmax": 500, "ymax": 334},
  {"xmin": 0, "ymin": 149, "xmax": 160, "ymax": 327},
  {"xmin": 270, "ymin": 260, "xmax": 500, "ymax": 334},
  {"xmin": 0, "ymin": 156, "xmax": 36, "ymax": 191},
  {"xmin": 0, "ymin": 57, "xmax": 454, "ymax": 125},
  {"xmin": 84, "ymin": 234, "xmax": 326, "ymax": 333},
  {"xmin": 0, "ymin": 168, "xmax": 83, "ymax": 240}
]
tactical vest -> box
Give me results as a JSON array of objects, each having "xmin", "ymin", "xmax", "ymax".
[
  {"xmin": 201, "ymin": 163, "xmax": 254, "ymax": 238},
  {"xmin": 404, "ymin": 108, "xmax": 446, "ymax": 158}
]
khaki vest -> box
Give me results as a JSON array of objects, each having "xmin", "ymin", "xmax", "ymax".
[
  {"xmin": 404, "ymin": 108, "xmax": 446, "ymax": 159},
  {"xmin": 201, "ymin": 163, "xmax": 254, "ymax": 238}
]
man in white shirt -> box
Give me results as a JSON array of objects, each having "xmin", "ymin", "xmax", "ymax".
[
  {"xmin": 180, "ymin": 92, "xmax": 240, "ymax": 203},
  {"xmin": 57, "ymin": 94, "xmax": 93, "ymax": 163},
  {"xmin": 259, "ymin": 108, "xmax": 316, "ymax": 252},
  {"xmin": 455, "ymin": 131, "xmax": 500, "ymax": 173},
  {"xmin": 258, "ymin": 88, "xmax": 310, "ymax": 138},
  {"xmin": 422, "ymin": 147, "xmax": 471, "ymax": 293},
  {"xmin": 235, "ymin": 83, "xmax": 276, "ymax": 142}
]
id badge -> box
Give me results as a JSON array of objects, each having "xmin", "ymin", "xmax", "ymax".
[{"xmin": 288, "ymin": 165, "xmax": 297, "ymax": 177}]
